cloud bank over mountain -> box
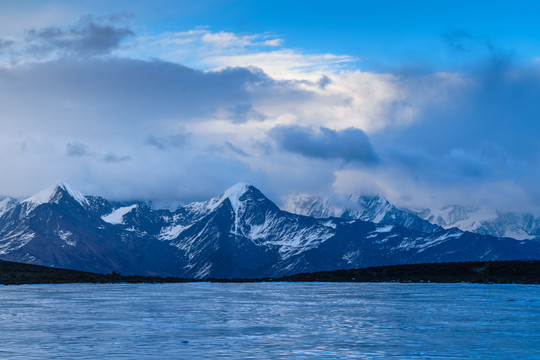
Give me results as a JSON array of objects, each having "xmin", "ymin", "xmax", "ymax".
[{"xmin": 0, "ymin": 12, "xmax": 539, "ymax": 215}]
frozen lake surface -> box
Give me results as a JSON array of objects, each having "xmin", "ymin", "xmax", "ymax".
[{"xmin": 1, "ymin": 282, "xmax": 539, "ymax": 359}]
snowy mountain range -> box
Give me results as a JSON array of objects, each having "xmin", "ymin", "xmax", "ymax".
[
  {"xmin": 284, "ymin": 194, "xmax": 540, "ymax": 241},
  {"xmin": 283, "ymin": 194, "xmax": 441, "ymax": 233},
  {"xmin": 0, "ymin": 182, "xmax": 538, "ymax": 279},
  {"xmin": 413, "ymin": 205, "xmax": 540, "ymax": 240}
]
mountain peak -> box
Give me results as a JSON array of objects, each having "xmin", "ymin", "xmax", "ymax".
[
  {"xmin": 0, "ymin": 196, "xmax": 18, "ymax": 217},
  {"xmin": 222, "ymin": 183, "xmax": 253, "ymax": 212},
  {"xmin": 204, "ymin": 182, "xmax": 258, "ymax": 213},
  {"xmin": 181, "ymin": 183, "xmax": 274, "ymax": 221},
  {"xmin": 23, "ymin": 181, "xmax": 89, "ymax": 209}
]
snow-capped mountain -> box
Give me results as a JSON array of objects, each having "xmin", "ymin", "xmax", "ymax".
[
  {"xmin": 475, "ymin": 212, "xmax": 540, "ymax": 239},
  {"xmin": 283, "ymin": 193, "xmax": 441, "ymax": 233},
  {"xmin": 413, "ymin": 205, "xmax": 488, "ymax": 230},
  {"xmin": 0, "ymin": 182, "xmax": 183, "ymax": 275},
  {"xmin": 414, "ymin": 205, "xmax": 540, "ymax": 240},
  {"xmin": 285, "ymin": 193, "xmax": 540, "ymax": 241},
  {"xmin": 0, "ymin": 182, "xmax": 539, "ymax": 279}
]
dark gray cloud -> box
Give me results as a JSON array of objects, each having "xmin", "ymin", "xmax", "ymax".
[
  {"xmin": 384, "ymin": 57, "xmax": 540, "ymax": 161},
  {"xmin": 146, "ymin": 134, "xmax": 188, "ymax": 150},
  {"xmin": 66, "ymin": 142, "xmax": 91, "ymax": 157},
  {"xmin": 103, "ymin": 152, "xmax": 131, "ymax": 163},
  {"xmin": 0, "ymin": 57, "xmax": 311, "ymax": 134},
  {"xmin": 318, "ymin": 75, "xmax": 331, "ymax": 89},
  {"xmin": 272, "ymin": 126, "xmax": 379, "ymax": 165},
  {"xmin": 368, "ymin": 55, "xmax": 540, "ymax": 210},
  {"xmin": 225, "ymin": 141, "xmax": 248, "ymax": 156},
  {"xmin": 0, "ymin": 39, "xmax": 14, "ymax": 50},
  {"xmin": 227, "ymin": 103, "xmax": 266, "ymax": 123},
  {"xmin": 24, "ymin": 15, "xmax": 134, "ymax": 57}
]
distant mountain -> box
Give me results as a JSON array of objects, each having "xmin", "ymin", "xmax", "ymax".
[
  {"xmin": 283, "ymin": 193, "xmax": 441, "ymax": 233},
  {"xmin": 414, "ymin": 205, "xmax": 540, "ymax": 240},
  {"xmin": 284, "ymin": 193, "xmax": 540, "ymax": 241},
  {"xmin": 0, "ymin": 182, "xmax": 539, "ymax": 279}
]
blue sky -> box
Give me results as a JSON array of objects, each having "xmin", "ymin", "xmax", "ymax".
[
  {"xmin": 4, "ymin": 0, "xmax": 540, "ymax": 68},
  {"xmin": 0, "ymin": 0, "xmax": 539, "ymax": 214}
]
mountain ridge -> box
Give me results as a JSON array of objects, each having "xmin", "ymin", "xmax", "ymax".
[
  {"xmin": 0, "ymin": 181, "xmax": 538, "ymax": 279},
  {"xmin": 284, "ymin": 193, "xmax": 540, "ymax": 241}
]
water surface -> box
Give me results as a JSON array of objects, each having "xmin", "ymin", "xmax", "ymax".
[{"xmin": 1, "ymin": 282, "xmax": 539, "ymax": 359}]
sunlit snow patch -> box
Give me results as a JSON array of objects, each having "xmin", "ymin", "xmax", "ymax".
[
  {"xmin": 101, "ymin": 205, "xmax": 138, "ymax": 225},
  {"xmin": 159, "ymin": 224, "xmax": 192, "ymax": 240},
  {"xmin": 374, "ymin": 225, "xmax": 394, "ymax": 233}
]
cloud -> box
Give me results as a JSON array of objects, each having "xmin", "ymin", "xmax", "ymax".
[
  {"xmin": 1, "ymin": 21, "xmax": 540, "ymax": 215},
  {"xmin": 360, "ymin": 56, "xmax": 540, "ymax": 212},
  {"xmin": 103, "ymin": 152, "xmax": 131, "ymax": 163},
  {"xmin": 127, "ymin": 28, "xmax": 355, "ymax": 80},
  {"xmin": 0, "ymin": 58, "xmax": 290, "ymax": 133},
  {"xmin": 156, "ymin": 28, "xmax": 283, "ymax": 50},
  {"xmin": 318, "ymin": 75, "xmax": 331, "ymax": 89},
  {"xmin": 271, "ymin": 126, "xmax": 379, "ymax": 165},
  {"xmin": 0, "ymin": 39, "xmax": 14, "ymax": 50},
  {"xmin": 146, "ymin": 134, "xmax": 188, "ymax": 150},
  {"xmin": 24, "ymin": 15, "xmax": 134, "ymax": 58},
  {"xmin": 226, "ymin": 103, "xmax": 266, "ymax": 123},
  {"xmin": 66, "ymin": 142, "xmax": 91, "ymax": 157},
  {"xmin": 203, "ymin": 49, "xmax": 356, "ymax": 80},
  {"xmin": 0, "ymin": 15, "xmax": 135, "ymax": 64},
  {"xmin": 0, "ymin": 55, "xmax": 328, "ymax": 201},
  {"xmin": 201, "ymin": 31, "xmax": 257, "ymax": 48},
  {"xmin": 224, "ymin": 141, "xmax": 248, "ymax": 156},
  {"xmin": 263, "ymin": 38, "xmax": 283, "ymax": 47},
  {"xmin": 387, "ymin": 56, "xmax": 540, "ymax": 161}
]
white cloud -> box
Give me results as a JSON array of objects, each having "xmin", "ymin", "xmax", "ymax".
[
  {"xmin": 201, "ymin": 31, "xmax": 257, "ymax": 48},
  {"xmin": 262, "ymin": 38, "xmax": 283, "ymax": 47},
  {"xmin": 203, "ymin": 49, "xmax": 355, "ymax": 80},
  {"xmin": 123, "ymin": 28, "xmax": 351, "ymax": 81}
]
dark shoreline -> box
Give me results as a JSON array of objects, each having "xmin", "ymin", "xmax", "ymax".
[{"xmin": 2, "ymin": 259, "xmax": 540, "ymax": 285}]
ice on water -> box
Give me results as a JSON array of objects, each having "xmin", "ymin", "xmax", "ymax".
[{"xmin": 0, "ymin": 283, "xmax": 539, "ymax": 359}]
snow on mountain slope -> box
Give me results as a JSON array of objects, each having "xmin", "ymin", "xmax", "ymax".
[
  {"xmin": 283, "ymin": 193, "xmax": 440, "ymax": 233},
  {"xmin": 414, "ymin": 205, "xmax": 540, "ymax": 240},
  {"xmin": 282, "ymin": 194, "xmax": 343, "ymax": 218},
  {"xmin": 414, "ymin": 205, "xmax": 488, "ymax": 230},
  {"xmin": 0, "ymin": 196, "xmax": 18, "ymax": 217},
  {"xmin": 181, "ymin": 183, "xmax": 254, "ymax": 220},
  {"xmin": 22, "ymin": 181, "xmax": 89, "ymax": 213},
  {"xmin": 101, "ymin": 205, "xmax": 138, "ymax": 225},
  {"xmin": 167, "ymin": 183, "xmax": 335, "ymax": 257}
]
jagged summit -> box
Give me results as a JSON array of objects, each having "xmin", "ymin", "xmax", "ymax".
[
  {"xmin": 217, "ymin": 182, "xmax": 253, "ymax": 212},
  {"xmin": 193, "ymin": 182, "xmax": 269, "ymax": 215},
  {"xmin": 22, "ymin": 181, "xmax": 89, "ymax": 210},
  {"xmin": 283, "ymin": 192, "xmax": 441, "ymax": 233},
  {"xmin": 283, "ymin": 193, "xmax": 391, "ymax": 219}
]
